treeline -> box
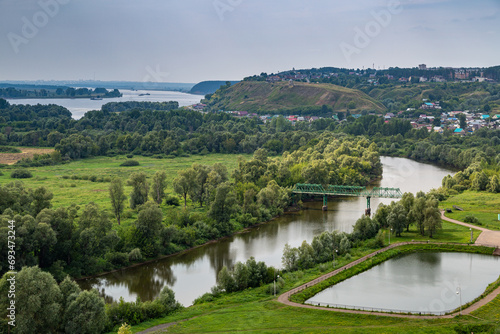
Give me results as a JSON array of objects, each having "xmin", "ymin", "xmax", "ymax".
[
  {"xmin": 0, "ymin": 266, "xmax": 181, "ymax": 333},
  {"xmin": 101, "ymin": 101, "xmax": 179, "ymax": 113},
  {"xmin": 0, "ymin": 87, "xmax": 121, "ymax": 99},
  {"xmin": 0, "ymin": 101, "xmax": 324, "ymax": 160}
]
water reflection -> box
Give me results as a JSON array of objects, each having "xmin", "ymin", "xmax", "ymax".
[{"xmin": 78, "ymin": 157, "xmax": 455, "ymax": 306}]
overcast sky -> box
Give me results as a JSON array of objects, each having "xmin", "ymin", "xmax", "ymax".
[{"xmin": 1, "ymin": 0, "xmax": 499, "ymax": 83}]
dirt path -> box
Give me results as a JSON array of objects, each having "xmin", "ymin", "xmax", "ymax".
[
  {"xmin": 440, "ymin": 210, "xmax": 500, "ymax": 248},
  {"xmin": 136, "ymin": 322, "xmax": 177, "ymax": 333},
  {"xmin": 0, "ymin": 147, "xmax": 54, "ymax": 165}
]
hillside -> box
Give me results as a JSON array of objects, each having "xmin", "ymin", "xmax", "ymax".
[
  {"xmin": 190, "ymin": 81, "xmax": 240, "ymax": 95},
  {"xmin": 205, "ymin": 81, "xmax": 386, "ymax": 113}
]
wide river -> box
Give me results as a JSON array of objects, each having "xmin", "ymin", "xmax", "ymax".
[
  {"xmin": 6, "ymin": 89, "xmax": 203, "ymax": 119},
  {"xmin": 79, "ymin": 157, "xmax": 454, "ymax": 306}
]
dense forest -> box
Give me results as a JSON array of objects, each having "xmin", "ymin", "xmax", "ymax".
[{"xmin": 0, "ymin": 87, "xmax": 121, "ymax": 99}]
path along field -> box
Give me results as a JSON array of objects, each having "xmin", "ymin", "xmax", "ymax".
[{"xmin": 0, "ymin": 147, "xmax": 54, "ymax": 165}]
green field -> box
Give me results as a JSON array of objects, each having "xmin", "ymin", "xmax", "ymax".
[
  {"xmin": 0, "ymin": 154, "xmax": 249, "ymax": 227},
  {"xmin": 386, "ymin": 221, "xmax": 480, "ymax": 244},
  {"xmin": 440, "ymin": 191, "xmax": 500, "ymax": 231}
]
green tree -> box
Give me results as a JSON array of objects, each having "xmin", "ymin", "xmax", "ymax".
[
  {"xmin": 457, "ymin": 113, "xmax": 467, "ymax": 129},
  {"xmin": 30, "ymin": 186, "xmax": 53, "ymax": 217},
  {"xmin": 217, "ymin": 266, "xmax": 236, "ymax": 292},
  {"xmin": 109, "ymin": 177, "xmax": 127, "ymax": 225},
  {"xmin": 471, "ymin": 171, "xmax": 489, "ymax": 191},
  {"xmin": 128, "ymin": 172, "xmax": 149, "ymax": 210},
  {"xmin": 64, "ymin": 289, "xmax": 106, "ymax": 334},
  {"xmin": 190, "ymin": 164, "xmax": 210, "ymax": 207},
  {"xmin": 487, "ymin": 175, "xmax": 500, "ymax": 193},
  {"xmin": 409, "ymin": 196, "xmax": 427, "ymax": 235},
  {"xmin": 424, "ymin": 198, "xmax": 442, "ymax": 238},
  {"xmin": 135, "ymin": 202, "xmax": 163, "ymax": 243},
  {"xmin": 14, "ymin": 266, "xmax": 61, "ymax": 333},
  {"xmin": 208, "ymin": 182, "xmax": 237, "ymax": 232},
  {"xmin": 173, "ymin": 168, "xmax": 196, "ymax": 207},
  {"xmin": 151, "ymin": 171, "xmax": 167, "ymax": 205},
  {"xmin": 281, "ymin": 243, "xmax": 298, "ymax": 271},
  {"xmin": 387, "ymin": 203, "xmax": 407, "ymax": 237},
  {"xmin": 400, "ymin": 192, "xmax": 414, "ymax": 231}
]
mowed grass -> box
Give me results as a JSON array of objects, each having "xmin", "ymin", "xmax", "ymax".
[
  {"xmin": 440, "ymin": 191, "xmax": 500, "ymax": 231},
  {"xmin": 386, "ymin": 221, "xmax": 481, "ymax": 244},
  {"xmin": 0, "ymin": 153, "xmax": 249, "ymax": 227}
]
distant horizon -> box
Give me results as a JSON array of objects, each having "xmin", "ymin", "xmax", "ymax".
[{"xmin": 1, "ymin": 63, "xmax": 499, "ymax": 85}]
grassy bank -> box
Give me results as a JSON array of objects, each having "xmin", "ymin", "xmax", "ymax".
[{"xmin": 440, "ymin": 191, "xmax": 500, "ymax": 231}]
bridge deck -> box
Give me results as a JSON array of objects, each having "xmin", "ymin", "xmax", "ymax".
[{"xmin": 292, "ymin": 183, "xmax": 403, "ymax": 199}]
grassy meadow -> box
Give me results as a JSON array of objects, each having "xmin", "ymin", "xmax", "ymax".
[
  {"xmin": 440, "ymin": 191, "xmax": 500, "ymax": 231},
  {"xmin": 0, "ymin": 153, "xmax": 249, "ymax": 228}
]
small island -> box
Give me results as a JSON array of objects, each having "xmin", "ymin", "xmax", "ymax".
[{"xmin": 0, "ymin": 85, "xmax": 122, "ymax": 99}]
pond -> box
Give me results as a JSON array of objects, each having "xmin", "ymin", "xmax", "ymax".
[{"xmin": 306, "ymin": 252, "xmax": 500, "ymax": 314}]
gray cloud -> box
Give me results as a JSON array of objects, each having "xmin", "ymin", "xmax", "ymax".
[{"xmin": 0, "ymin": 0, "xmax": 498, "ymax": 82}]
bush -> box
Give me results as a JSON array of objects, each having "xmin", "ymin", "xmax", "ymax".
[
  {"xmin": 106, "ymin": 252, "xmax": 129, "ymax": 267},
  {"xmin": 89, "ymin": 175, "xmax": 97, "ymax": 182},
  {"xmin": 120, "ymin": 160, "xmax": 140, "ymax": 167},
  {"xmin": 126, "ymin": 154, "xmax": 134, "ymax": 158},
  {"xmin": 10, "ymin": 168, "xmax": 33, "ymax": 178},
  {"xmin": 464, "ymin": 215, "xmax": 481, "ymax": 225},
  {"xmin": 165, "ymin": 195, "xmax": 180, "ymax": 206},
  {"xmin": 128, "ymin": 248, "xmax": 143, "ymax": 262}
]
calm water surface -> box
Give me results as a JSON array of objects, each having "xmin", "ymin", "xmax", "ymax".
[
  {"xmin": 79, "ymin": 157, "xmax": 455, "ymax": 305},
  {"xmin": 7, "ymin": 89, "xmax": 203, "ymax": 119},
  {"xmin": 306, "ymin": 252, "xmax": 500, "ymax": 314}
]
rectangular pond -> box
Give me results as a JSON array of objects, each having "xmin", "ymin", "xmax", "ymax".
[{"xmin": 306, "ymin": 252, "xmax": 500, "ymax": 315}]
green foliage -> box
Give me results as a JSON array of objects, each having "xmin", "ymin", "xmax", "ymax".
[
  {"xmin": 128, "ymin": 172, "xmax": 149, "ymax": 210},
  {"xmin": 150, "ymin": 171, "xmax": 167, "ymax": 204},
  {"xmin": 10, "ymin": 168, "xmax": 33, "ymax": 179},
  {"xmin": 64, "ymin": 289, "xmax": 106, "ymax": 334},
  {"xmin": 9, "ymin": 266, "xmax": 61, "ymax": 333},
  {"xmin": 118, "ymin": 323, "xmax": 133, "ymax": 334},
  {"xmin": 120, "ymin": 160, "xmax": 140, "ymax": 167},
  {"xmin": 109, "ymin": 177, "xmax": 127, "ymax": 225}
]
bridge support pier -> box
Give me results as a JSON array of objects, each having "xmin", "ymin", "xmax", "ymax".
[
  {"xmin": 365, "ymin": 196, "xmax": 371, "ymax": 216},
  {"xmin": 322, "ymin": 195, "xmax": 327, "ymax": 211}
]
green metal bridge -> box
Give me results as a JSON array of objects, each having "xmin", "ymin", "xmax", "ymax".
[{"xmin": 291, "ymin": 183, "xmax": 403, "ymax": 214}]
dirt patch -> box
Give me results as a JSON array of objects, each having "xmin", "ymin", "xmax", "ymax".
[{"xmin": 0, "ymin": 147, "xmax": 55, "ymax": 165}]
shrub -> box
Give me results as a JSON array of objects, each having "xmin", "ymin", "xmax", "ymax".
[
  {"xmin": 120, "ymin": 160, "xmax": 140, "ymax": 167},
  {"xmin": 62, "ymin": 175, "xmax": 70, "ymax": 179},
  {"xmin": 106, "ymin": 252, "xmax": 129, "ymax": 267},
  {"xmin": 10, "ymin": 169, "xmax": 33, "ymax": 178},
  {"xmin": 126, "ymin": 154, "xmax": 134, "ymax": 158},
  {"xmin": 128, "ymin": 248, "xmax": 143, "ymax": 262},
  {"xmin": 464, "ymin": 215, "xmax": 481, "ymax": 225},
  {"xmin": 89, "ymin": 175, "xmax": 97, "ymax": 182}
]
